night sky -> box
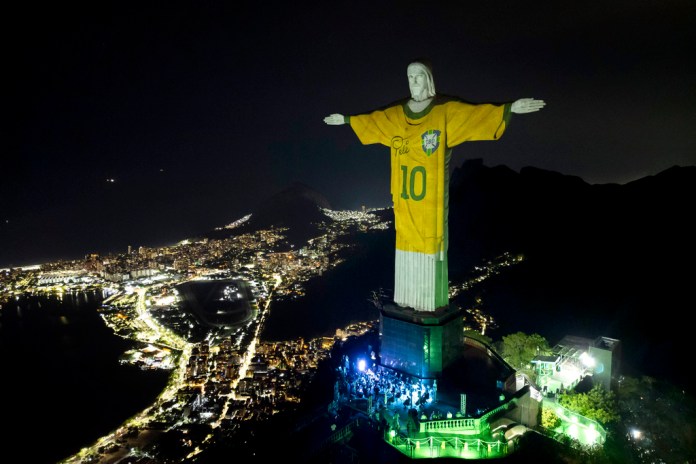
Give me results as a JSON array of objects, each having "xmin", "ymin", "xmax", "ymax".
[{"xmin": 3, "ymin": 1, "xmax": 695, "ymax": 268}]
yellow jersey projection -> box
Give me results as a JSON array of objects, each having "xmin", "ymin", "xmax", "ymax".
[{"xmin": 349, "ymin": 96, "xmax": 511, "ymax": 256}]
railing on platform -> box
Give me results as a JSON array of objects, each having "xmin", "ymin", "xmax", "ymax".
[
  {"xmin": 388, "ymin": 434, "xmax": 509, "ymax": 459},
  {"xmin": 418, "ymin": 400, "xmax": 513, "ymax": 434},
  {"xmin": 421, "ymin": 417, "xmax": 478, "ymax": 433}
]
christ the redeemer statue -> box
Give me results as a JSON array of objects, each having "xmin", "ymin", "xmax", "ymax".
[{"xmin": 324, "ymin": 60, "xmax": 545, "ymax": 312}]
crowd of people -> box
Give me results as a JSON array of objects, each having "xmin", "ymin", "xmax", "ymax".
[{"xmin": 334, "ymin": 355, "xmax": 464, "ymax": 426}]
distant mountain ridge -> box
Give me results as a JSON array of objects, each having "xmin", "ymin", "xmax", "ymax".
[
  {"xmin": 447, "ymin": 160, "xmax": 695, "ymax": 273},
  {"xmin": 202, "ymin": 182, "xmax": 333, "ymax": 247}
]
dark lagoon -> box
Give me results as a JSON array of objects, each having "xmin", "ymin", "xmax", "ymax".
[{"xmin": 0, "ymin": 291, "xmax": 170, "ymax": 464}]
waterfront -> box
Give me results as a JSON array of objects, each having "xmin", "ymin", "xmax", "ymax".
[
  {"xmin": 0, "ymin": 291, "xmax": 170, "ymax": 464},
  {"xmin": 0, "ymin": 278, "xmax": 380, "ymax": 463},
  {"xmin": 260, "ymin": 230, "xmax": 391, "ymax": 342},
  {"xmin": 0, "ymin": 210, "xmax": 389, "ymax": 462}
]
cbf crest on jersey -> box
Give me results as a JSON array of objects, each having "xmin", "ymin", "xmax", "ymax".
[{"xmin": 421, "ymin": 129, "xmax": 441, "ymax": 156}]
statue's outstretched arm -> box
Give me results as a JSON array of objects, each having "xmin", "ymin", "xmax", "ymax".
[
  {"xmin": 511, "ymin": 98, "xmax": 546, "ymax": 114},
  {"xmin": 324, "ymin": 113, "xmax": 346, "ymax": 125}
]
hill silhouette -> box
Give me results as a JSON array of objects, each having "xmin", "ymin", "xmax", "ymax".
[
  {"xmin": 448, "ymin": 159, "xmax": 694, "ymax": 269},
  {"xmin": 202, "ymin": 181, "xmax": 333, "ymax": 247},
  {"xmin": 446, "ymin": 159, "xmax": 695, "ymax": 393}
]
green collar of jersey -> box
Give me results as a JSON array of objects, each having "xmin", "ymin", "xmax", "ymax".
[{"xmin": 403, "ymin": 99, "xmax": 435, "ymax": 119}]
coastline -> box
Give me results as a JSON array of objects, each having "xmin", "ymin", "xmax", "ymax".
[{"xmin": 0, "ymin": 291, "xmax": 171, "ymax": 464}]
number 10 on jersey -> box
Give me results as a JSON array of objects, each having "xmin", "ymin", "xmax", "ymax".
[{"xmin": 400, "ymin": 165, "xmax": 426, "ymax": 201}]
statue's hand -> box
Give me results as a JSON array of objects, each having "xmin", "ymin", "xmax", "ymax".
[
  {"xmin": 324, "ymin": 113, "xmax": 346, "ymax": 125},
  {"xmin": 511, "ymin": 98, "xmax": 546, "ymax": 114}
]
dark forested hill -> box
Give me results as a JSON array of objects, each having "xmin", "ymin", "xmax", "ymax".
[{"xmin": 447, "ymin": 160, "xmax": 695, "ymax": 393}]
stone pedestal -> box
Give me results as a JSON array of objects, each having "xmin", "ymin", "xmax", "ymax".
[{"xmin": 379, "ymin": 302, "xmax": 463, "ymax": 379}]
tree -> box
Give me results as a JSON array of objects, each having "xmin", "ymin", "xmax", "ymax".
[
  {"xmin": 497, "ymin": 332, "xmax": 552, "ymax": 381},
  {"xmin": 558, "ymin": 384, "xmax": 619, "ymax": 425},
  {"xmin": 613, "ymin": 375, "xmax": 696, "ymax": 463},
  {"xmin": 541, "ymin": 407, "xmax": 562, "ymax": 431}
]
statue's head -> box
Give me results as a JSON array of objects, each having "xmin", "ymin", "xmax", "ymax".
[{"xmin": 407, "ymin": 60, "xmax": 436, "ymax": 102}]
